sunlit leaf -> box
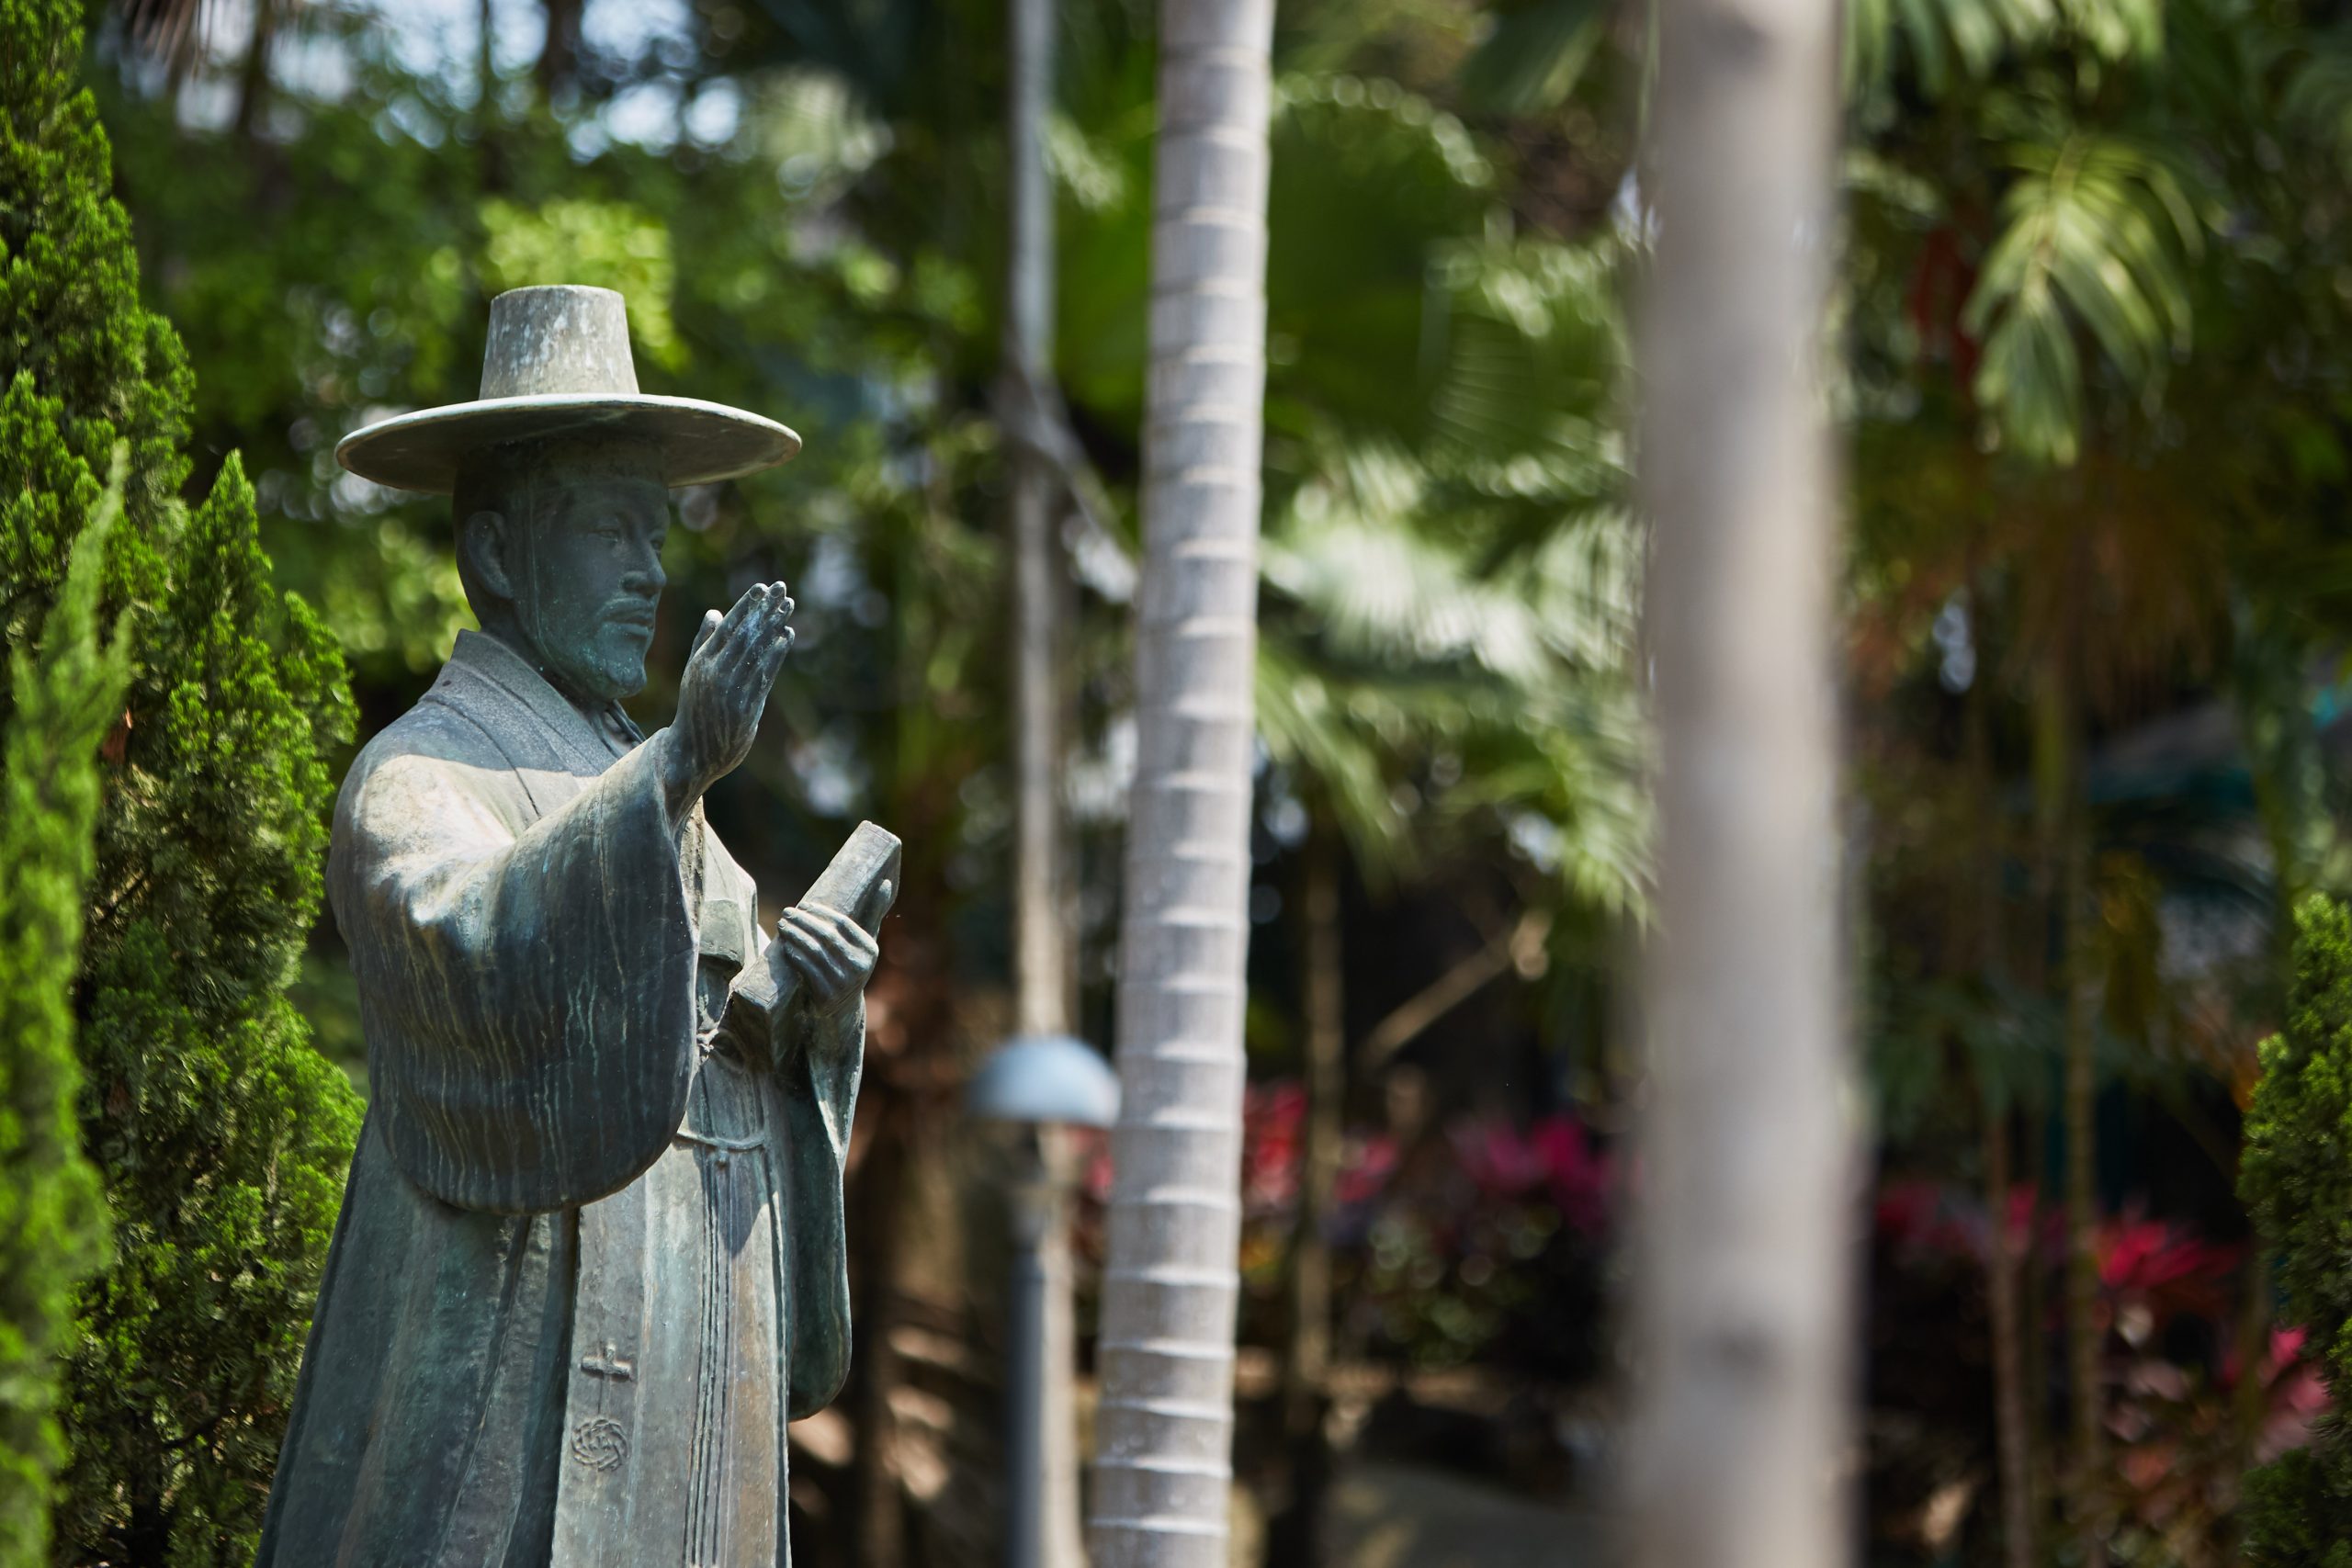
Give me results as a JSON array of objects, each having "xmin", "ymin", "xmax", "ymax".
[
  {"xmin": 1458, "ymin": 0, "xmax": 1611, "ymax": 115},
  {"xmin": 1845, "ymin": 0, "xmax": 2160, "ymax": 101},
  {"xmin": 1961, "ymin": 134, "xmax": 2211, "ymax": 465}
]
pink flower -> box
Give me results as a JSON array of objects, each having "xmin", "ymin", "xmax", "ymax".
[
  {"xmin": 2095, "ymin": 1214, "xmax": 2233, "ymax": 1292},
  {"xmin": 1241, "ymin": 1081, "xmax": 1305, "ymax": 1213},
  {"xmin": 1335, "ymin": 1134, "xmax": 1396, "ymax": 1206},
  {"xmin": 1450, "ymin": 1117, "xmax": 1548, "ymax": 1198},
  {"xmin": 1531, "ymin": 1117, "xmax": 1614, "ymax": 1234},
  {"xmin": 1446, "ymin": 1114, "xmax": 1616, "ymax": 1234}
]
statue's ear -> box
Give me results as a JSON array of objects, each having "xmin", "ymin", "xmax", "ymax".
[{"xmin": 459, "ymin": 509, "xmax": 516, "ymax": 604}]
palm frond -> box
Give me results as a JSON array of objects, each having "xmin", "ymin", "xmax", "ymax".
[
  {"xmin": 1427, "ymin": 238, "xmax": 1626, "ymax": 464},
  {"xmin": 1417, "ymin": 236, "xmax": 1633, "ymax": 564},
  {"xmin": 2052, "ymin": 0, "xmax": 2162, "ymax": 67},
  {"xmin": 115, "ymin": 0, "xmax": 212, "ymax": 69},
  {"xmin": 1962, "ymin": 133, "xmax": 2212, "ymax": 465},
  {"xmin": 1263, "ymin": 448, "xmax": 1639, "ymax": 682},
  {"xmin": 1457, "ymin": 0, "xmax": 1611, "ymax": 115},
  {"xmin": 1258, "ymin": 434, "xmax": 1647, "ymax": 908},
  {"xmin": 1522, "ymin": 507, "xmax": 1643, "ymax": 669},
  {"xmin": 1254, "ymin": 637, "xmax": 1419, "ymax": 873},
  {"xmin": 2284, "ymin": 28, "xmax": 2352, "ymax": 165},
  {"xmin": 1844, "ymin": 0, "xmax": 2159, "ymax": 103},
  {"xmin": 1456, "ymin": 690, "xmax": 1653, "ymax": 919},
  {"xmin": 1264, "ymin": 485, "xmax": 1555, "ymax": 687},
  {"xmin": 1258, "ymin": 74, "xmax": 1498, "ymax": 447}
]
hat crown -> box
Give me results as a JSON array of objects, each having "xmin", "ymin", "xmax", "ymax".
[{"xmin": 479, "ymin": 286, "xmax": 641, "ymax": 400}]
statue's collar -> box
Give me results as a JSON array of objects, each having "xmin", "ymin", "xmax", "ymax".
[{"xmin": 446, "ymin": 629, "xmax": 629, "ymax": 773}]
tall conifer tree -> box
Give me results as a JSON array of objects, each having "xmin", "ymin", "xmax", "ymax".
[
  {"xmin": 1, "ymin": 0, "xmax": 360, "ymax": 1557},
  {"xmin": 0, "ymin": 462, "xmax": 129, "ymax": 1568},
  {"xmin": 2242, "ymin": 897, "xmax": 2352, "ymax": 1567}
]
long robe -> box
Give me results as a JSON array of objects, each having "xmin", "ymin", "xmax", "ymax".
[{"xmin": 255, "ymin": 629, "xmax": 860, "ymax": 1568}]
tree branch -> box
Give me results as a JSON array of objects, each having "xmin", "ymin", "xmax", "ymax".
[{"xmin": 1360, "ymin": 908, "xmax": 1552, "ymax": 1069}]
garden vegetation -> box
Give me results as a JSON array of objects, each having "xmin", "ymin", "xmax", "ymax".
[{"xmin": 1, "ymin": 0, "xmax": 358, "ymax": 1557}]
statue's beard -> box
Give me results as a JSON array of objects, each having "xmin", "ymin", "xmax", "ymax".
[
  {"xmin": 538, "ymin": 625, "xmax": 649, "ymax": 705},
  {"xmin": 526, "ymin": 617, "xmax": 652, "ymax": 705}
]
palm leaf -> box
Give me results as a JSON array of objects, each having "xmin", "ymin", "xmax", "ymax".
[
  {"xmin": 1258, "ymin": 428, "xmax": 1647, "ymax": 908},
  {"xmin": 2284, "ymin": 28, "xmax": 2352, "ymax": 164},
  {"xmin": 1458, "ymin": 0, "xmax": 1611, "ymax": 115},
  {"xmin": 1962, "ymin": 133, "xmax": 2211, "ymax": 465},
  {"xmin": 1844, "ymin": 0, "xmax": 2158, "ymax": 101}
]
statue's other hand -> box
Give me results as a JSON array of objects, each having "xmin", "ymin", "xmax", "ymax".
[
  {"xmin": 663, "ymin": 581, "xmax": 796, "ymax": 808},
  {"xmin": 774, "ymin": 901, "xmax": 879, "ymax": 1016}
]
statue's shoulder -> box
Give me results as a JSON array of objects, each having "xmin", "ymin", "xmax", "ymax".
[
  {"xmin": 333, "ymin": 664, "xmax": 525, "ymax": 837},
  {"xmin": 349, "ymin": 680, "xmax": 506, "ymax": 778}
]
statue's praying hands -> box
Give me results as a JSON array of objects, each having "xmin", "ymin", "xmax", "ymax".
[
  {"xmin": 659, "ymin": 580, "xmax": 877, "ymax": 1012},
  {"xmin": 662, "ymin": 580, "xmax": 797, "ymax": 810}
]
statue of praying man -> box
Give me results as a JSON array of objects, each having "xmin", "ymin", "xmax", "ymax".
[{"xmin": 256, "ymin": 286, "xmax": 899, "ymax": 1568}]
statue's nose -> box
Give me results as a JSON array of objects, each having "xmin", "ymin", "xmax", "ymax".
[{"xmin": 624, "ymin": 551, "xmax": 665, "ymax": 596}]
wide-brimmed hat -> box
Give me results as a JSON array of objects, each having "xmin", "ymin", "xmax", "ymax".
[{"xmin": 335, "ymin": 285, "xmax": 801, "ymax": 494}]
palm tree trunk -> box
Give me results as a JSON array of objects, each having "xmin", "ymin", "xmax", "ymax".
[
  {"xmin": 479, "ymin": 0, "xmax": 495, "ymax": 109},
  {"xmin": 1001, "ymin": 0, "xmax": 1084, "ymax": 1558},
  {"xmin": 853, "ymin": 1103, "xmax": 910, "ymax": 1568},
  {"xmin": 1035, "ymin": 1125, "xmax": 1085, "ymax": 1568},
  {"xmin": 2022, "ymin": 1105, "xmax": 2053, "ymax": 1524},
  {"xmin": 475, "ymin": 0, "xmax": 505, "ymax": 193},
  {"xmin": 2060, "ymin": 808, "xmax": 2107, "ymax": 1568},
  {"xmin": 1965, "ymin": 561, "xmax": 2035, "ymax": 1568},
  {"xmin": 1271, "ymin": 822, "xmax": 1344, "ymax": 1564},
  {"xmin": 2035, "ymin": 592, "xmax": 2105, "ymax": 1568},
  {"xmin": 1006, "ymin": 0, "xmax": 1069, "ymax": 1049},
  {"xmin": 1089, "ymin": 0, "xmax": 1273, "ymax": 1561},
  {"xmin": 537, "ymin": 0, "xmax": 581, "ymax": 99},
  {"xmin": 230, "ymin": 0, "xmax": 276, "ymax": 141},
  {"xmin": 1984, "ymin": 1101, "xmax": 2036, "ymax": 1568},
  {"xmin": 1625, "ymin": 0, "xmax": 1852, "ymax": 1558},
  {"xmin": 2229, "ymin": 1250, "xmax": 2271, "ymax": 1548}
]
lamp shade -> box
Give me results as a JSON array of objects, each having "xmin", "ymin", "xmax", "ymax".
[{"xmin": 966, "ymin": 1034, "xmax": 1120, "ymax": 1128}]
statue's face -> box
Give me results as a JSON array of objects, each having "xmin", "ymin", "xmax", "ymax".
[
  {"xmin": 514, "ymin": 460, "xmax": 671, "ymax": 701},
  {"xmin": 458, "ymin": 438, "xmax": 673, "ymax": 703}
]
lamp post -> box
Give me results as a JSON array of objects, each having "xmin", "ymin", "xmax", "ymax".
[{"xmin": 967, "ymin": 1033, "xmax": 1120, "ymax": 1568}]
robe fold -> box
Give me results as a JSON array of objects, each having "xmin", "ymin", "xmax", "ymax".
[{"xmin": 256, "ymin": 629, "xmax": 862, "ymax": 1568}]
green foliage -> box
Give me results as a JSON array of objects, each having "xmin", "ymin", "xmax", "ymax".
[
  {"xmin": 54, "ymin": 0, "xmax": 2352, "ymax": 1552},
  {"xmin": 1844, "ymin": 0, "xmax": 2162, "ymax": 102},
  {"xmin": 480, "ymin": 197, "xmax": 684, "ymax": 368},
  {"xmin": 1962, "ymin": 130, "xmax": 2211, "ymax": 465},
  {"xmin": 2240, "ymin": 897, "xmax": 2352, "ymax": 1563},
  {"xmin": 0, "ymin": 0, "xmax": 359, "ymax": 1556},
  {"xmin": 1455, "ymin": 0, "xmax": 1608, "ymax": 115},
  {"xmin": 1208, "ymin": 76, "xmax": 1646, "ymax": 912},
  {"xmin": 2285, "ymin": 29, "xmax": 2352, "ymax": 165},
  {"xmin": 1256, "ymin": 460, "xmax": 1646, "ymax": 909},
  {"xmin": 96, "ymin": 11, "xmax": 1655, "ymax": 965},
  {"xmin": 2244, "ymin": 1447, "xmax": 2352, "ymax": 1568},
  {"xmin": 0, "ymin": 453, "xmax": 127, "ymax": 1568},
  {"xmin": 0, "ymin": 0, "xmax": 184, "ymax": 662}
]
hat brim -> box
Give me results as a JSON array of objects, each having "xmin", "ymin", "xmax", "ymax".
[{"xmin": 335, "ymin": 393, "xmax": 802, "ymax": 494}]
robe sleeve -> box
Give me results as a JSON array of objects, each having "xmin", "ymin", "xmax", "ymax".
[
  {"xmin": 722, "ymin": 952, "xmax": 863, "ymax": 1419},
  {"xmin": 712, "ymin": 818, "xmax": 894, "ymax": 1416},
  {"xmin": 332, "ymin": 736, "xmax": 699, "ymax": 1214}
]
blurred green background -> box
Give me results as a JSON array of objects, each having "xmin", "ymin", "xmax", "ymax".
[{"xmin": 65, "ymin": 0, "xmax": 2352, "ymax": 1559}]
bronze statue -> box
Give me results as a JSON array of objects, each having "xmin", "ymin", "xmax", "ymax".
[{"xmin": 256, "ymin": 285, "xmax": 898, "ymax": 1567}]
